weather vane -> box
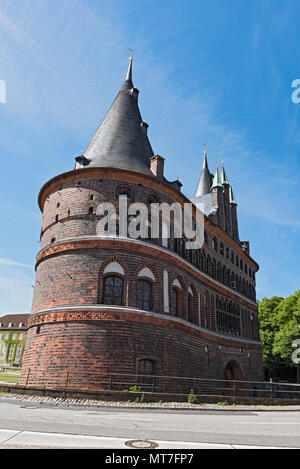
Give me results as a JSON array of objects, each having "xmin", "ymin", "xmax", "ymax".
[{"xmin": 127, "ymin": 48, "xmax": 134, "ymax": 61}]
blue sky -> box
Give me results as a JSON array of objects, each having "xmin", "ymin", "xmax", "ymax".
[{"xmin": 0, "ymin": 0, "xmax": 299, "ymax": 314}]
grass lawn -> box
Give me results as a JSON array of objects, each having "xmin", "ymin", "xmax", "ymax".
[{"xmin": 0, "ymin": 373, "xmax": 20, "ymax": 383}]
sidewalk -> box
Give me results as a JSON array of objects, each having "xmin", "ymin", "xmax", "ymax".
[{"xmin": 0, "ymin": 429, "xmax": 293, "ymax": 449}]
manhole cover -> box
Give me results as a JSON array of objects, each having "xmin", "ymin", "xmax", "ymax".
[{"xmin": 125, "ymin": 440, "xmax": 158, "ymax": 449}]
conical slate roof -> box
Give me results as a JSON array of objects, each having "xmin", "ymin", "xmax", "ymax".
[
  {"xmin": 75, "ymin": 58, "xmax": 154, "ymax": 176},
  {"xmin": 195, "ymin": 152, "xmax": 212, "ymax": 197}
]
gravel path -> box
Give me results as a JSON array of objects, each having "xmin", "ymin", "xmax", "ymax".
[{"xmin": 1, "ymin": 391, "xmax": 300, "ymax": 411}]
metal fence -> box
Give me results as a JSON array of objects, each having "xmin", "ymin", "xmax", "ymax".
[{"xmin": 21, "ymin": 369, "xmax": 300, "ymax": 400}]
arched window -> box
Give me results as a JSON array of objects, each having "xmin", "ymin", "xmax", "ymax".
[
  {"xmin": 172, "ymin": 279, "xmax": 182, "ymax": 317},
  {"xmin": 147, "ymin": 193, "xmax": 160, "ymax": 205},
  {"xmin": 103, "ymin": 276, "xmax": 124, "ymax": 305},
  {"xmin": 207, "ymin": 255, "xmax": 212, "ymax": 276},
  {"xmin": 216, "ymin": 296, "xmax": 241, "ymax": 336},
  {"xmin": 211, "ymin": 259, "xmax": 216, "ymax": 279},
  {"xmin": 137, "ymin": 279, "xmax": 152, "ymax": 311},
  {"xmin": 203, "ymin": 252, "xmax": 207, "ymax": 273},
  {"xmin": 220, "ymin": 243, "xmax": 224, "ymax": 256},
  {"xmin": 227, "ymin": 269, "xmax": 231, "ymax": 286},
  {"xmin": 205, "ymin": 346, "xmax": 209, "ymax": 367},
  {"xmin": 117, "ymin": 185, "xmax": 134, "ymax": 201},
  {"xmin": 222, "ymin": 266, "xmax": 226, "ymax": 284},
  {"xmin": 173, "ymin": 288, "xmax": 179, "ymax": 316},
  {"xmin": 213, "ymin": 238, "xmax": 218, "ymax": 252},
  {"xmin": 204, "ymin": 291, "xmax": 210, "ymax": 328},
  {"xmin": 217, "ymin": 262, "xmax": 222, "ymax": 282},
  {"xmin": 199, "ymin": 250, "xmax": 204, "ymax": 271},
  {"xmin": 138, "ymin": 267, "xmax": 155, "ymax": 282},
  {"xmin": 188, "ymin": 295, "xmax": 193, "ymax": 321},
  {"xmin": 230, "ymin": 272, "xmax": 236, "ymax": 289}
]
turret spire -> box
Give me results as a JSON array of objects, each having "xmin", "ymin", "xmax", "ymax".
[
  {"xmin": 126, "ymin": 50, "xmax": 134, "ymax": 83},
  {"xmin": 229, "ymin": 184, "xmax": 237, "ymax": 205},
  {"xmin": 211, "ymin": 163, "xmax": 223, "ymax": 189},
  {"xmin": 220, "ymin": 160, "xmax": 230, "ymax": 185},
  {"xmin": 194, "ymin": 150, "xmax": 212, "ymax": 197}
]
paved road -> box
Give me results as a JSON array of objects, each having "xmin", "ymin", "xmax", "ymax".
[{"xmin": 0, "ymin": 398, "xmax": 299, "ymax": 449}]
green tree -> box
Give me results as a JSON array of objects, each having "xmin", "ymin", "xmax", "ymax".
[
  {"xmin": 258, "ymin": 291, "xmax": 300, "ymax": 380},
  {"xmin": 258, "ymin": 295, "xmax": 284, "ymax": 372},
  {"xmin": 272, "ymin": 291, "xmax": 300, "ymax": 363}
]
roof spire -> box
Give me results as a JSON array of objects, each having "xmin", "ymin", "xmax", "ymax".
[
  {"xmin": 126, "ymin": 48, "xmax": 134, "ymax": 83},
  {"xmin": 220, "ymin": 159, "xmax": 230, "ymax": 185},
  {"xmin": 229, "ymin": 184, "xmax": 237, "ymax": 205},
  {"xmin": 202, "ymin": 144, "xmax": 208, "ymax": 168},
  {"xmin": 194, "ymin": 147, "xmax": 212, "ymax": 197},
  {"xmin": 211, "ymin": 162, "xmax": 223, "ymax": 189}
]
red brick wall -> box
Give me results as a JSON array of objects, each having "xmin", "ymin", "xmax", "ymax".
[
  {"xmin": 21, "ymin": 168, "xmax": 263, "ymax": 391},
  {"xmin": 20, "ymin": 312, "xmax": 263, "ymax": 390}
]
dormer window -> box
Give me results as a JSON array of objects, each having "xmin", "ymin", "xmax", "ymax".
[{"xmin": 75, "ymin": 155, "xmax": 90, "ymax": 166}]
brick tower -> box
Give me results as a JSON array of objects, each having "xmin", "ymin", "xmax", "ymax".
[{"xmin": 20, "ymin": 58, "xmax": 263, "ymax": 392}]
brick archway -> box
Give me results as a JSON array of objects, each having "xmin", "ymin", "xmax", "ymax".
[{"xmin": 223, "ymin": 360, "xmax": 244, "ymax": 382}]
